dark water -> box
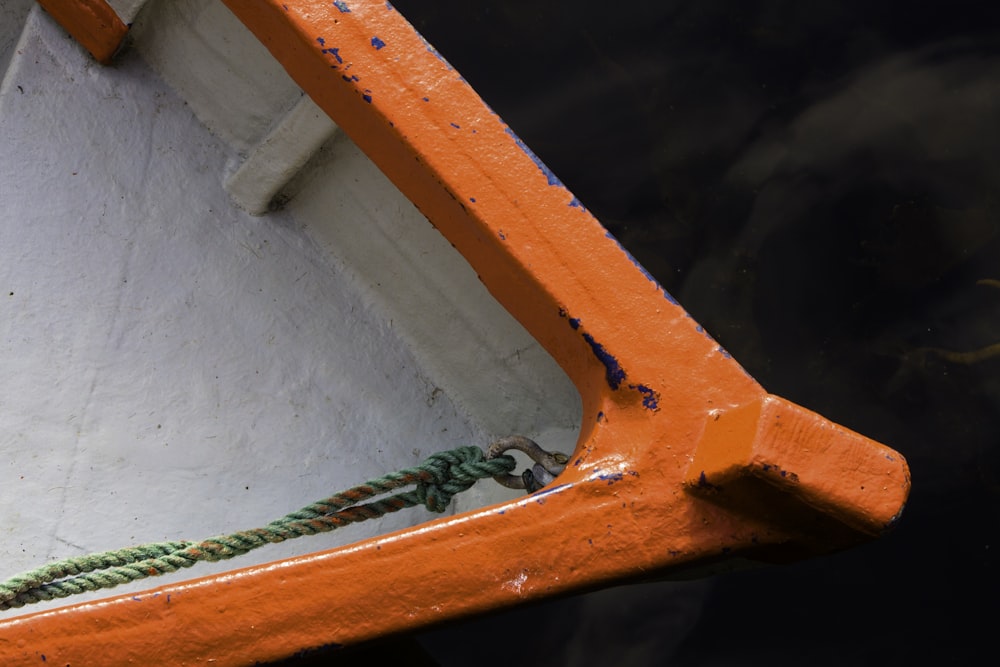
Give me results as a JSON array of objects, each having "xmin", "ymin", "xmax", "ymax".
[{"xmin": 284, "ymin": 1, "xmax": 1000, "ymax": 664}]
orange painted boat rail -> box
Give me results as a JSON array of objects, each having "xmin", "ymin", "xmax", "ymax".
[
  {"xmin": 35, "ymin": 0, "xmax": 126, "ymax": 64},
  {"xmin": 0, "ymin": 1, "xmax": 910, "ymax": 664}
]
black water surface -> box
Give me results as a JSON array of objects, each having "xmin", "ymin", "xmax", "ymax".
[{"xmin": 384, "ymin": 1, "xmax": 1000, "ymax": 665}]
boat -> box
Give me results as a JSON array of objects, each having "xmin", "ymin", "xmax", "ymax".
[{"xmin": 0, "ymin": 1, "xmax": 909, "ymax": 664}]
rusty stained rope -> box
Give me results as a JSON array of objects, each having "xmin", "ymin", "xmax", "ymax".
[{"xmin": 0, "ymin": 446, "xmax": 516, "ymax": 610}]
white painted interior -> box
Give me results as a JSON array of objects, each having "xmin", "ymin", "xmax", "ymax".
[
  {"xmin": 108, "ymin": 0, "xmax": 151, "ymax": 24},
  {"xmin": 224, "ymin": 95, "xmax": 339, "ymax": 215},
  {"xmin": 0, "ymin": 3, "xmax": 579, "ymax": 615}
]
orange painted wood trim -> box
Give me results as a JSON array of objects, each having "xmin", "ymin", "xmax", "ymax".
[
  {"xmin": 0, "ymin": 2, "xmax": 910, "ymax": 664},
  {"xmin": 37, "ymin": 0, "xmax": 127, "ymax": 65}
]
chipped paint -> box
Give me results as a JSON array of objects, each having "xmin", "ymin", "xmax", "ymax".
[
  {"xmin": 503, "ymin": 127, "xmax": 559, "ymax": 185},
  {"xmin": 502, "ymin": 126, "xmax": 584, "ymax": 208},
  {"xmin": 760, "ymin": 463, "xmax": 799, "ymax": 483},
  {"xmin": 695, "ymin": 471, "xmax": 721, "ymax": 491},
  {"xmin": 317, "ymin": 38, "xmax": 343, "ymax": 64},
  {"xmin": 559, "ymin": 312, "xmax": 660, "ymax": 408},
  {"xmin": 595, "ymin": 469, "xmax": 638, "ymax": 485},
  {"xmin": 603, "ymin": 230, "xmax": 679, "ymax": 305},
  {"xmin": 418, "ymin": 33, "xmax": 454, "ymax": 71},
  {"xmin": 501, "ymin": 570, "xmax": 528, "ymax": 595},
  {"xmin": 582, "ymin": 332, "xmax": 626, "ymax": 390},
  {"xmin": 370, "ymin": 36, "xmax": 385, "ymax": 50},
  {"xmin": 333, "ymin": 1, "xmax": 350, "ymax": 12},
  {"xmin": 884, "ymin": 505, "xmax": 907, "ymax": 532},
  {"xmin": 630, "ymin": 383, "xmax": 660, "ymax": 411}
]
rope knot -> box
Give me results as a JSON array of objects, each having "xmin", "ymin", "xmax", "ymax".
[
  {"xmin": 1, "ymin": 444, "xmax": 519, "ymax": 611},
  {"xmin": 415, "ymin": 446, "xmax": 516, "ymax": 512}
]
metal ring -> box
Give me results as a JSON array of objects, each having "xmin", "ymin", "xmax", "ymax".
[{"xmin": 485, "ymin": 435, "xmax": 569, "ymax": 490}]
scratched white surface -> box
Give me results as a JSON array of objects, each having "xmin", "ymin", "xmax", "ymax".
[{"xmin": 0, "ymin": 6, "xmax": 579, "ymax": 616}]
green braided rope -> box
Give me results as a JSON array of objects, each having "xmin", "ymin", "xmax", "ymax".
[{"xmin": 0, "ymin": 446, "xmax": 515, "ymax": 611}]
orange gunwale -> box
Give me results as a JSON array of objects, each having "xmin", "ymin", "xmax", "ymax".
[{"xmin": 0, "ymin": 2, "xmax": 910, "ymax": 664}]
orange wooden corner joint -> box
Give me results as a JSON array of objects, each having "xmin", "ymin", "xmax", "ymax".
[
  {"xmin": 0, "ymin": 1, "xmax": 910, "ymax": 664},
  {"xmin": 36, "ymin": 0, "xmax": 127, "ymax": 65}
]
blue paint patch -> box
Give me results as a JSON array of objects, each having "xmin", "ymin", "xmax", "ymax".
[
  {"xmin": 333, "ymin": 1, "xmax": 351, "ymax": 12},
  {"xmin": 362, "ymin": 91, "xmax": 373, "ymax": 103},
  {"xmin": 371, "ymin": 36, "xmax": 386, "ymax": 50},
  {"xmin": 696, "ymin": 471, "xmax": 720, "ymax": 490},
  {"xmin": 596, "ymin": 411, "xmax": 605, "ymax": 422},
  {"xmin": 422, "ymin": 96, "xmax": 430, "ymax": 102},
  {"xmin": 497, "ymin": 229, "xmax": 506, "ymax": 240},
  {"xmin": 469, "ymin": 197, "xmax": 477, "ymax": 203},
  {"xmin": 569, "ymin": 317, "xmax": 581, "ymax": 330},
  {"xmin": 282, "ymin": 4, "xmax": 289, "ymax": 10},
  {"xmin": 717, "ymin": 346, "xmax": 732, "ymax": 359},
  {"xmin": 582, "ymin": 333, "xmax": 626, "ymax": 389},
  {"xmin": 631, "ymin": 384, "xmax": 660, "ymax": 411},
  {"xmin": 504, "ymin": 127, "xmax": 562, "ymax": 187},
  {"xmin": 603, "ymin": 229, "xmax": 679, "ymax": 305},
  {"xmin": 316, "ymin": 37, "xmax": 325, "ymax": 46},
  {"xmin": 341, "ymin": 74, "xmax": 359, "ymax": 82},
  {"xmin": 599, "ymin": 471, "xmax": 624, "ymax": 485},
  {"xmin": 450, "ymin": 122, "xmax": 461, "ymax": 129},
  {"xmin": 420, "ymin": 35, "xmax": 455, "ymax": 71},
  {"xmin": 320, "ymin": 45, "xmax": 343, "ymax": 64}
]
